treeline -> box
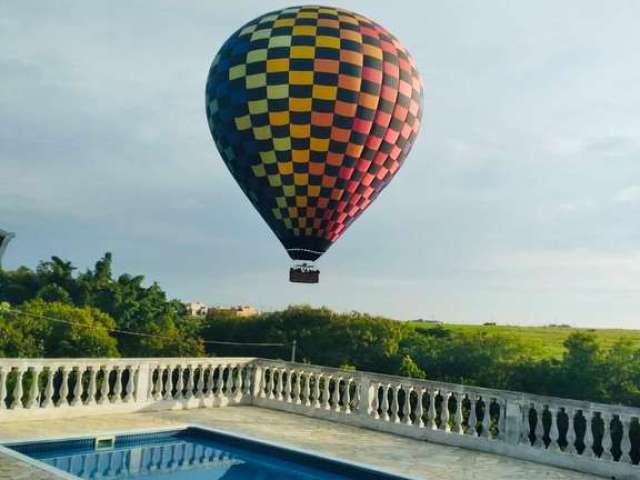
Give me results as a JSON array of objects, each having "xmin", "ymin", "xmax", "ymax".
[
  {"xmin": 201, "ymin": 306, "xmax": 640, "ymax": 407},
  {"xmin": 0, "ymin": 253, "xmax": 204, "ymax": 358},
  {"xmin": 1, "ymin": 254, "xmax": 639, "ymax": 406}
]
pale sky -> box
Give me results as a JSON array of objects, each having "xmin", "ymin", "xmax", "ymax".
[{"xmin": 2, "ymin": 1, "xmax": 640, "ymax": 328}]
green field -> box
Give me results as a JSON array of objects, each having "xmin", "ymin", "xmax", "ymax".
[{"xmin": 407, "ymin": 322, "xmax": 640, "ymax": 360}]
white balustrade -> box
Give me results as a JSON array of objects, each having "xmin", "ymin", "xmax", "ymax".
[
  {"xmin": 0, "ymin": 356, "xmax": 638, "ymax": 479},
  {"xmin": 0, "ymin": 357, "xmax": 253, "ymax": 420}
]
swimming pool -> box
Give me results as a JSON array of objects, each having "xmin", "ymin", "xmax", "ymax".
[{"xmin": 3, "ymin": 426, "xmax": 412, "ymax": 480}]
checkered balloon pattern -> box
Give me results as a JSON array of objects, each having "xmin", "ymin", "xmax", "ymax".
[{"xmin": 206, "ymin": 5, "xmax": 422, "ymax": 261}]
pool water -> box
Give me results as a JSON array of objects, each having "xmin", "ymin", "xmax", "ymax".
[{"xmin": 5, "ymin": 427, "xmax": 408, "ymax": 480}]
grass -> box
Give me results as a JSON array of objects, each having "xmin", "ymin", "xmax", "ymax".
[{"xmin": 407, "ymin": 322, "xmax": 640, "ymax": 360}]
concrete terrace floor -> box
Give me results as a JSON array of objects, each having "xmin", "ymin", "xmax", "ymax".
[{"xmin": 0, "ymin": 406, "xmax": 601, "ymax": 480}]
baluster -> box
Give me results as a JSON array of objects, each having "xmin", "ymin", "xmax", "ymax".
[
  {"xmin": 546, "ymin": 406, "xmax": 559, "ymax": 450},
  {"xmin": 26, "ymin": 366, "xmax": 41, "ymax": 409},
  {"xmin": 323, "ymin": 375, "xmax": 332, "ymax": 410},
  {"xmin": 354, "ymin": 382, "xmax": 362, "ymax": 412},
  {"xmin": 381, "ymin": 384, "xmax": 390, "ymax": 421},
  {"xmin": 565, "ymin": 408, "xmax": 577, "ymax": 454},
  {"xmin": 466, "ymin": 394, "xmax": 478, "ymax": 436},
  {"xmin": 226, "ymin": 365, "xmax": 235, "ymax": 398},
  {"xmin": 600, "ymin": 413, "xmax": 612, "ymax": 461},
  {"xmin": 111, "ymin": 366, "xmax": 122, "ymax": 403},
  {"xmin": 401, "ymin": 386, "xmax": 411, "ymax": 425},
  {"xmin": 41, "ymin": 367, "xmax": 55, "ymax": 408},
  {"xmin": 236, "ymin": 366, "xmax": 244, "ymax": 398},
  {"xmin": 332, "ymin": 377, "xmax": 342, "ymax": 412},
  {"xmin": 132, "ymin": 367, "xmax": 140, "ymax": 401},
  {"xmin": 294, "ymin": 371, "xmax": 302, "ymax": 404},
  {"xmin": 176, "ymin": 365, "xmax": 186, "ymax": 400},
  {"xmin": 0, "ymin": 367, "xmax": 6, "ymax": 410},
  {"xmin": 266, "ymin": 368, "xmax": 274, "ymax": 400},
  {"xmin": 285, "ymin": 369, "xmax": 293, "ymax": 403},
  {"xmin": 414, "ymin": 387, "xmax": 424, "ymax": 427},
  {"xmin": 427, "ymin": 389, "xmax": 438, "ymax": 430},
  {"xmin": 227, "ymin": 364, "xmax": 236, "ymax": 397},
  {"xmin": 86, "ymin": 366, "xmax": 97, "ymax": 405},
  {"xmin": 256, "ymin": 367, "xmax": 266, "ymax": 398},
  {"xmin": 453, "ymin": 392, "xmax": 464, "ymax": 434},
  {"xmin": 71, "ymin": 366, "xmax": 83, "ymax": 406},
  {"xmin": 193, "ymin": 363, "xmax": 205, "ymax": 400},
  {"xmin": 184, "ymin": 366, "xmax": 194, "ymax": 400},
  {"xmin": 241, "ymin": 364, "xmax": 251, "ymax": 396},
  {"xmin": 216, "ymin": 365, "xmax": 227, "ymax": 398},
  {"xmin": 57, "ymin": 366, "xmax": 69, "ymax": 407},
  {"xmin": 497, "ymin": 400, "xmax": 507, "ymax": 440},
  {"xmin": 391, "ymin": 384, "xmax": 400, "ymax": 423},
  {"xmin": 302, "ymin": 373, "xmax": 311, "ymax": 406},
  {"xmin": 620, "ymin": 415, "xmax": 633, "ymax": 464},
  {"xmin": 345, "ymin": 379, "xmax": 352, "ymax": 414},
  {"xmin": 276, "ymin": 368, "xmax": 284, "ymax": 401},
  {"xmin": 196, "ymin": 365, "xmax": 205, "ymax": 399},
  {"xmin": 533, "ymin": 404, "xmax": 545, "ymax": 448},
  {"xmin": 313, "ymin": 374, "xmax": 321, "ymax": 408},
  {"xmin": 153, "ymin": 365, "xmax": 163, "ymax": 400},
  {"xmin": 10, "ymin": 367, "xmax": 24, "ymax": 409},
  {"xmin": 98, "ymin": 366, "xmax": 109, "ymax": 405},
  {"xmin": 264, "ymin": 367, "xmax": 276, "ymax": 400},
  {"xmin": 440, "ymin": 391, "xmax": 451, "ymax": 432},
  {"xmin": 205, "ymin": 365, "xmax": 215, "ymax": 397},
  {"xmin": 124, "ymin": 366, "xmax": 134, "ymax": 402},
  {"xmin": 371, "ymin": 383, "xmax": 380, "ymax": 419},
  {"xmin": 164, "ymin": 365, "xmax": 175, "ymax": 400},
  {"xmin": 481, "ymin": 398, "xmax": 491, "ymax": 438},
  {"xmin": 520, "ymin": 405, "xmax": 532, "ymax": 446},
  {"xmin": 219, "ymin": 364, "xmax": 229, "ymax": 399}
]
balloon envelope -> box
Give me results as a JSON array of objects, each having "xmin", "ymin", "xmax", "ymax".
[{"xmin": 206, "ymin": 5, "xmax": 422, "ymax": 261}]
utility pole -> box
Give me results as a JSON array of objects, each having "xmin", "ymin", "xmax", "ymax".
[
  {"xmin": 0, "ymin": 229, "xmax": 14, "ymax": 269},
  {"xmin": 290, "ymin": 340, "xmax": 297, "ymax": 363}
]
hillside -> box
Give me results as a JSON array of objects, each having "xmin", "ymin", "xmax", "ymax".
[{"xmin": 408, "ymin": 321, "xmax": 640, "ymax": 360}]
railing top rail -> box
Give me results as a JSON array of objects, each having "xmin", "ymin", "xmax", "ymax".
[
  {"xmin": 254, "ymin": 358, "xmax": 640, "ymax": 416},
  {"xmin": 0, "ymin": 357, "xmax": 256, "ymax": 367}
]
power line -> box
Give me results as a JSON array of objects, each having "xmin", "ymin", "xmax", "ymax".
[{"xmin": 3, "ymin": 307, "xmax": 287, "ymax": 348}]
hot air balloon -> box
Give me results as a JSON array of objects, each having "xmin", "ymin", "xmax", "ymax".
[{"xmin": 205, "ymin": 5, "xmax": 422, "ymax": 283}]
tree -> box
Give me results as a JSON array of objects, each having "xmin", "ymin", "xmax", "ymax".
[
  {"xmin": 398, "ymin": 354, "xmax": 426, "ymax": 379},
  {"xmin": 400, "ymin": 331, "xmax": 531, "ymax": 390},
  {"xmin": 0, "ymin": 300, "xmax": 119, "ymax": 358},
  {"xmin": 601, "ymin": 339, "xmax": 640, "ymax": 407},
  {"xmin": 558, "ymin": 332, "xmax": 604, "ymax": 401},
  {"xmin": 0, "ymin": 266, "xmax": 42, "ymax": 305},
  {"xmin": 200, "ymin": 305, "xmax": 406, "ymax": 373},
  {"xmin": 0, "ymin": 253, "xmax": 202, "ymax": 357},
  {"xmin": 36, "ymin": 284, "xmax": 72, "ymax": 304},
  {"xmin": 0, "ymin": 303, "xmax": 42, "ymax": 358}
]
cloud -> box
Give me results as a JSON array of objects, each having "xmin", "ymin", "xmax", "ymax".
[
  {"xmin": 613, "ymin": 185, "xmax": 640, "ymax": 205},
  {"xmin": 2, "ymin": 1, "xmax": 640, "ymax": 328}
]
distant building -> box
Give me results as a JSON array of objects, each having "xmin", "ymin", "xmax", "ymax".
[
  {"xmin": 185, "ymin": 302, "xmax": 209, "ymax": 317},
  {"xmin": 0, "ymin": 229, "xmax": 15, "ymax": 268},
  {"xmin": 414, "ymin": 318, "xmax": 443, "ymax": 325},
  {"xmin": 208, "ymin": 305, "xmax": 258, "ymax": 318},
  {"xmin": 186, "ymin": 302, "xmax": 259, "ymax": 318}
]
